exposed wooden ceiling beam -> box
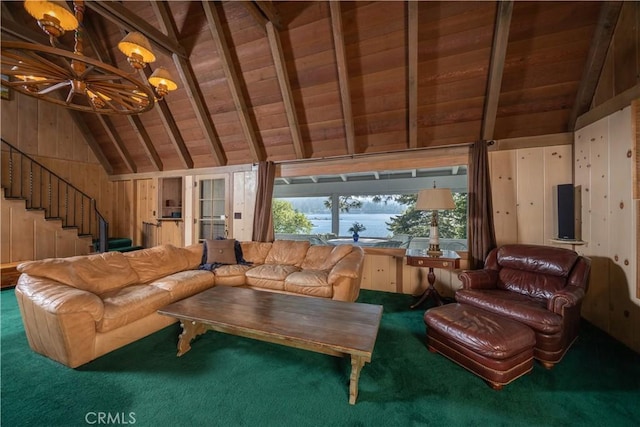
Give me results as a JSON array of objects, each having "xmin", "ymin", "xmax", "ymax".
[
  {"xmin": 253, "ymin": 1, "xmax": 282, "ymax": 30},
  {"xmin": 86, "ymin": 0, "xmax": 187, "ymax": 58},
  {"xmin": 407, "ymin": 1, "xmax": 418, "ymax": 149},
  {"xmin": 202, "ymin": 1, "xmax": 265, "ymax": 163},
  {"xmin": 128, "ymin": 115, "xmax": 163, "ymax": 171},
  {"xmin": 1, "ymin": 15, "xmax": 48, "ymax": 45},
  {"xmin": 62, "ymin": 111, "xmax": 111, "ymax": 175},
  {"xmin": 136, "ymin": 59, "xmax": 194, "ymax": 169},
  {"xmin": 147, "ymin": 90, "xmax": 194, "ymax": 170},
  {"xmin": 266, "ymin": 21, "xmax": 307, "ymax": 159},
  {"xmin": 81, "ymin": 7, "xmax": 192, "ymax": 170},
  {"xmin": 88, "ymin": 25, "xmax": 162, "ymax": 172},
  {"xmin": 568, "ymin": 1, "xmax": 623, "ymax": 131},
  {"xmin": 151, "ymin": 1, "xmax": 227, "ymax": 166},
  {"xmin": 95, "ymin": 115, "xmax": 136, "ymax": 174},
  {"xmin": 481, "ymin": 0, "xmax": 513, "ymax": 141},
  {"xmin": 575, "ymin": 83, "xmax": 640, "ymax": 130},
  {"xmin": 329, "ymin": 1, "xmax": 356, "ymax": 155},
  {"xmin": 242, "ymin": 2, "xmax": 268, "ymax": 34}
]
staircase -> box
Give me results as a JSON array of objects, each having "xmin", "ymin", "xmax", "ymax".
[{"xmin": 1, "ymin": 138, "xmax": 108, "ymax": 254}]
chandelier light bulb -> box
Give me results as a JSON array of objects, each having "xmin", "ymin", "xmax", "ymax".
[
  {"xmin": 118, "ymin": 32, "xmax": 156, "ymax": 69},
  {"xmin": 148, "ymin": 67, "xmax": 178, "ymax": 99},
  {"xmin": 24, "ymin": 0, "xmax": 78, "ymax": 39}
]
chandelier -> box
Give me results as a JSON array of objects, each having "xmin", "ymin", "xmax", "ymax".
[{"xmin": 1, "ymin": 0, "xmax": 178, "ymax": 115}]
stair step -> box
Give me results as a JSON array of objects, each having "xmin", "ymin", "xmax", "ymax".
[
  {"xmin": 106, "ymin": 237, "xmax": 134, "ymax": 249},
  {"xmin": 45, "ymin": 217, "xmax": 63, "ymax": 221},
  {"xmin": 26, "ymin": 207, "xmax": 46, "ymax": 211},
  {"xmin": 110, "ymin": 245, "xmax": 144, "ymax": 253}
]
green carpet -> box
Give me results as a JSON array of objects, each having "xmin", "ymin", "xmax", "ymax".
[{"xmin": 1, "ymin": 288, "xmax": 638, "ymax": 427}]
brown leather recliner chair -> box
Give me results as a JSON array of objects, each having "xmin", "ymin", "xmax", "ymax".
[{"xmin": 456, "ymin": 244, "xmax": 591, "ymax": 369}]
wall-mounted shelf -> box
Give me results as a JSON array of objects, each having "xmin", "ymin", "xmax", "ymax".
[
  {"xmin": 550, "ymin": 239, "xmax": 586, "ymax": 246},
  {"xmin": 159, "ymin": 177, "xmax": 183, "ymax": 220}
]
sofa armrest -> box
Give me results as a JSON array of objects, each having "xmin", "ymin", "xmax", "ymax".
[
  {"xmin": 328, "ymin": 247, "xmax": 365, "ymax": 302},
  {"xmin": 547, "ymin": 285, "xmax": 585, "ymax": 315},
  {"xmin": 458, "ymin": 269, "xmax": 498, "ymax": 290},
  {"xmin": 328, "ymin": 249, "xmax": 364, "ymax": 283},
  {"xmin": 16, "ymin": 275, "xmax": 104, "ymax": 321},
  {"xmin": 15, "ymin": 274, "xmax": 105, "ymax": 368}
]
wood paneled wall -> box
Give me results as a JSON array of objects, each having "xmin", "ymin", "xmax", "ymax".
[
  {"xmin": 489, "ymin": 144, "xmax": 573, "ymax": 246},
  {"xmin": 575, "ymin": 106, "xmax": 639, "ymax": 353},
  {"xmin": 1, "ymin": 91, "xmax": 117, "ymax": 262},
  {"xmin": 1, "ymin": 91, "xmax": 114, "ymax": 215},
  {"xmin": 232, "ymin": 171, "xmax": 257, "ymax": 242}
]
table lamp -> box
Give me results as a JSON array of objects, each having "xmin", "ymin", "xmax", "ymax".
[{"xmin": 416, "ymin": 184, "xmax": 455, "ymax": 256}]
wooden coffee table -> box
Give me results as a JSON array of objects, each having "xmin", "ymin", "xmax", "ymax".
[{"xmin": 158, "ymin": 286, "xmax": 383, "ymax": 404}]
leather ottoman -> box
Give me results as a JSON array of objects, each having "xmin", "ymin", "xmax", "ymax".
[{"xmin": 424, "ymin": 303, "xmax": 535, "ymax": 389}]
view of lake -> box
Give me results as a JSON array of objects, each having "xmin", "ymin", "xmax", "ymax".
[{"xmin": 306, "ymin": 213, "xmax": 400, "ymax": 237}]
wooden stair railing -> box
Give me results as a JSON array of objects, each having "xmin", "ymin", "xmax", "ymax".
[{"xmin": 1, "ymin": 138, "xmax": 108, "ymax": 253}]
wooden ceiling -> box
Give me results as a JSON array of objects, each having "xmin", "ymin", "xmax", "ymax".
[{"xmin": 1, "ymin": 1, "xmax": 619, "ymax": 175}]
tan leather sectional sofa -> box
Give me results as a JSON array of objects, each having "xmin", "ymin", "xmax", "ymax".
[{"xmin": 15, "ymin": 240, "xmax": 365, "ymax": 368}]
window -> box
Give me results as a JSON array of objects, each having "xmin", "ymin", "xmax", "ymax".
[{"xmin": 273, "ymin": 167, "xmax": 468, "ymax": 249}]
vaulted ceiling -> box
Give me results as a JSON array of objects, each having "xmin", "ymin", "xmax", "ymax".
[{"xmin": 1, "ymin": 1, "xmax": 619, "ymax": 176}]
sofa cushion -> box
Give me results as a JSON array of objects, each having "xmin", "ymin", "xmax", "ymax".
[
  {"xmin": 284, "ymin": 270, "xmax": 332, "ymax": 298},
  {"xmin": 150, "ymin": 270, "xmax": 214, "ymax": 301},
  {"xmin": 97, "ymin": 285, "xmax": 172, "ymax": 332},
  {"xmin": 17, "ymin": 252, "xmax": 139, "ymax": 295},
  {"xmin": 300, "ymin": 246, "xmax": 334, "ymax": 270},
  {"xmin": 455, "ymin": 289, "xmax": 563, "ymax": 334},
  {"xmin": 300, "ymin": 245, "xmax": 352, "ymax": 270},
  {"xmin": 245, "ymin": 264, "xmax": 299, "ymax": 291},
  {"xmin": 124, "ymin": 244, "xmax": 189, "ymax": 284},
  {"xmin": 265, "ymin": 240, "xmax": 310, "ymax": 266},
  {"xmin": 204, "ymin": 239, "xmax": 237, "ymax": 265},
  {"xmin": 213, "ymin": 264, "xmax": 253, "ymax": 286},
  {"xmin": 181, "ymin": 243, "xmax": 206, "ymax": 269},
  {"xmin": 497, "ymin": 268, "xmax": 567, "ymax": 300},
  {"xmin": 240, "ymin": 242, "xmax": 272, "ymax": 264},
  {"xmin": 320, "ymin": 245, "xmax": 353, "ymax": 270}
]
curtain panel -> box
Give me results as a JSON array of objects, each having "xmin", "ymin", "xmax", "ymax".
[
  {"xmin": 252, "ymin": 161, "xmax": 276, "ymax": 242},
  {"xmin": 468, "ymin": 140, "xmax": 497, "ymax": 269}
]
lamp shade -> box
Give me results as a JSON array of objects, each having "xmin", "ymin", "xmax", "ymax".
[
  {"xmin": 148, "ymin": 67, "xmax": 178, "ymax": 91},
  {"xmin": 118, "ymin": 32, "xmax": 156, "ymax": 64},
  {"xmin": 24, "ymin": 0, "xmax": 78, "ymax": 31},
  {"xmin": 416, "ymin": 188, "xmax": 455, "ymax": 210}
]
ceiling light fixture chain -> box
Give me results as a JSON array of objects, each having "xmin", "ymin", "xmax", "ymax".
[{"xmin": 0, "ymin": 0, "xmax": 178, "ymax": 115}]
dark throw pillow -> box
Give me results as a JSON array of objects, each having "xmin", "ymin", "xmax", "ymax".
[{"xmin": 204, "ymin": 239, "xmax": 237, "ymax": 265}]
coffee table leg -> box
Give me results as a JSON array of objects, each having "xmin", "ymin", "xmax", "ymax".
[
  {"xmin": 177, "ymin": 320, "xmax": 207, "ymax": 356},
  {"xmin": 349, "ymin": 355, "xmax": 366, "ymax": 405}
]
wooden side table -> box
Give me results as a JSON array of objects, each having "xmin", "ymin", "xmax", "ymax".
[
  {"xmin": 406, "ymin": 249, "xmax": 460, "ymax": 309},
  {"xmin": 1, "ymin": 261, "xmax": 23, "ymax": 289}
]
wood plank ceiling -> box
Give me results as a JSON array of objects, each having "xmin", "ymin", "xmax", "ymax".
[{"xmin": 1, "ymin": 1, "xmax": 615, "ymax": 175}]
